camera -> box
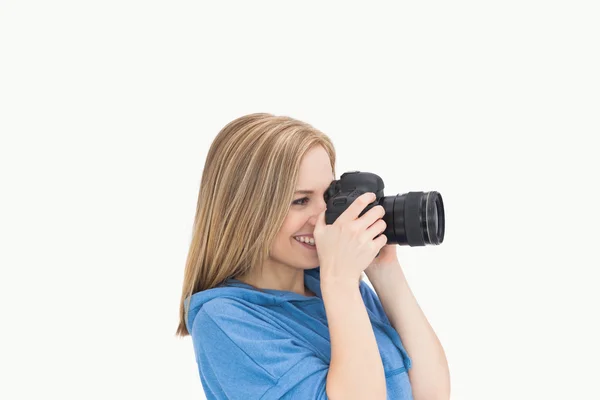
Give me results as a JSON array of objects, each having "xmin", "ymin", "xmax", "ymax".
[{"xmin": 324, "ymin": 171, "xmax": 445, "ymax": 246}]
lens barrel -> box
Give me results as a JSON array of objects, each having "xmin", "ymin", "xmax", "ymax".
[{"xmin": 380, "ymin": 191, "xmax": 445, "ymax": 246}]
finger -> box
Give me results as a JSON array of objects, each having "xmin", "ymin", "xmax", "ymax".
[
  {"xmin": 365, "ymin": 218, "xmax": 387, "ymax": 240},
  {"xmin": 334, "ymin": 192, "xmax": 376, "ymax": 226},
  {"xmin": 374, "ymin": 233, "xmax": 388, "ymax": 249},
  {"xmin": 356, "ymin": 204, "xmax": 385, "ymax": 231}
]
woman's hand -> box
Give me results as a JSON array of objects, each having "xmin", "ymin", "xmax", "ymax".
[
  {"xmin": 314, "ymin": 192, "xmax": 388, "ymax": 284},
  {"xmin": 364, "ymin": 243, "xmax": 401, "ymax": 279}
]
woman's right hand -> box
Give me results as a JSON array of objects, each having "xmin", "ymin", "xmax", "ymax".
[{"xmin": 314, "ymin": 192, "xmax": 388, "ymax": 285}]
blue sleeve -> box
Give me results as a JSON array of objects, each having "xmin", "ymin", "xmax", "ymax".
[
  {"xmin": 191, "ymin": 299, "xmax": 329, "ymax": 400},
  {"xmin": 359, "ymin": 278, "xmax": 393, "ymax": 326},
  {"xmin": 358, "ymin": 278, "xmax": 413, "ymax": 372}
]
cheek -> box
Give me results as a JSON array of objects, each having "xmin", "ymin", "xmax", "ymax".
[{"xmin": 279, "ymin": 213, "xmax": 306, "ymax": 238}]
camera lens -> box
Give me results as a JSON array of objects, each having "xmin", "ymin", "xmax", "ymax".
[{"xmin": 380, "ymin": 191, "xmax": 445, "ymax": 246}]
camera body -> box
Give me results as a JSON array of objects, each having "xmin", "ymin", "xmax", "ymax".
[{"xmin": 323, "ymin": 171, "xmax": 445, "ymax": 247}]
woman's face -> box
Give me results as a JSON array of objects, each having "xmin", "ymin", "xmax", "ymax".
[{"xmin": 269, "ymin": 145, "xmax": 334, "ymax": 270}]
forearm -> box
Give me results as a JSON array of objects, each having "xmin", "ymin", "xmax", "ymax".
[
  {"xmin": 367, "ymin": 266, "xmax": 451, "ymax": 400},
  {"xmin": 321, "ymin": 278, "xmax": 387, "ymax": 400}
]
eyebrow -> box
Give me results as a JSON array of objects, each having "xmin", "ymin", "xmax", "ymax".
[
  {"xmin": 295, "ymin": 187, "xmax": 331, "ymax": 195},
  {"xmin": 295, "ymin": 178, "xmax": 335, "ymax": 195}
]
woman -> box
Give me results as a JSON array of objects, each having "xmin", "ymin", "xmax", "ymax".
[{"xmin": 175, "ymin": 113, "xmax": 450, "ymax": 400}]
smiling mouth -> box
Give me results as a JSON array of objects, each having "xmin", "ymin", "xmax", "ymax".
[{"xmin": 294, "ymin": 237, "xmax": 315, "ymax": 246}]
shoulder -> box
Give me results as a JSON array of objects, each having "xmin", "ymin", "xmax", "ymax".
[
  {"xmin": 191, "ymin": 296, "xmax": 327, "ymax": 392},
  {"xmin": 193, "ymin": 297, "xmax": 264, "ymax": 330},
  {"xmin": 200, "ymin": 297, "xmax": 252, "ymax": 316}
]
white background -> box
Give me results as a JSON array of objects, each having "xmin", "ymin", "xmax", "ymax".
[{"xmin": 1, "ymin": 1, "xmax": 599, "ymax": 399}]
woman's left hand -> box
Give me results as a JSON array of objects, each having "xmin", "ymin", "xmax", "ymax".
[{"xmin": 364, "ymin": 243, "xmax": 400, "ymax": 277}]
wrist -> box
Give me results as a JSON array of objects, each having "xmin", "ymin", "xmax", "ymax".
[
  {"xmin": 320, "ymin": 275, "xmax": 360, "ymax": 292},
  {"xmin": 365, "ymin": 263, "xmax": 405, "ymax": 284}
]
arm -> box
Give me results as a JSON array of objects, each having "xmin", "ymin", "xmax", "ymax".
[
  {"xmin": 366, "ymin": 264, "xmax": 451, "ymax": 400},
  {"xmin": 321, "ymin": 277, "xmax": 387, "ymax": 400}
]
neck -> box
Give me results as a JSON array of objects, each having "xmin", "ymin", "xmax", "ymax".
[{"xmin": 236, "ymin": 263, "xmax": 312, "ymax": 296}]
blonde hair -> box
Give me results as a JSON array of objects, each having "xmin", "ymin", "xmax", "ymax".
[{"xmin": 175, "ymin": 113, "xmax": 337, "ymax": 337}]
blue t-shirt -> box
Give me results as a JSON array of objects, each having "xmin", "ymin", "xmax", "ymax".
[{"xmin": 185, "ymin": 267, "xmax": 413, "ymax": 399}]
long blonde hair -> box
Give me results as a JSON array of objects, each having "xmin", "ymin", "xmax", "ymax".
[{"xmin": 175, "ymin": 113, "xmax": 336, "ymax": 337}]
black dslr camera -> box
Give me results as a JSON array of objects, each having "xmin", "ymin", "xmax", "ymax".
[{"xmin": 323, "ymin": 171, "xmax": 445, "ymax": 247}]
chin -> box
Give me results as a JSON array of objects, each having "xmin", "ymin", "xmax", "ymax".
[
  {"xmin": 283, "ymin": 258, "xmax": 319, "ymax": 271},
  {"xmin": 296, "ymin": 262, "xmax": 320, "ymax": 270}
]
